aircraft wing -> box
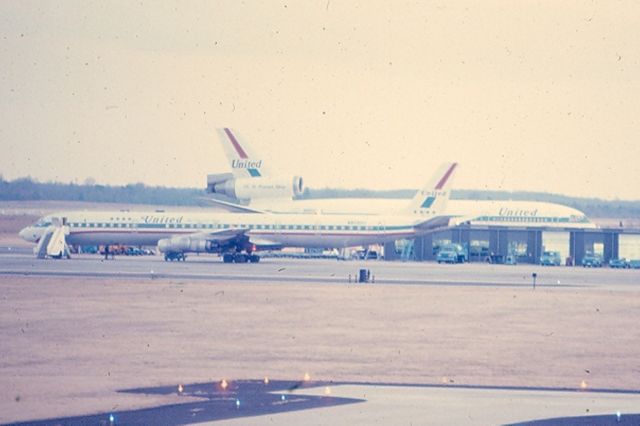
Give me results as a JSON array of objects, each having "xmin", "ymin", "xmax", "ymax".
[
  {"xmin": 160, "ymin": 227, "xmax": 283, "ymax": 254},
  {"xmin": 415, "ymin": 214, "xmax": 483, "ymax": 231},
  {"xmin": 447, "ymin": 214, "xmax": 481, "ymax": 227},
  {"xmin": 200, "ymin": 229, "xmax": 249, "ymax": 241}
]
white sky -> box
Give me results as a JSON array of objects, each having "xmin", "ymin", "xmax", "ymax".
[{"xmin": 1, "ymin": 1, "xmax": 639, "ymax": 200}]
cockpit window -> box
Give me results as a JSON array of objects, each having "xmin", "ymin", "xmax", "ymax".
[{"xmin": 35, "ymin": 217, "xmax": 52, "ymax": 227}]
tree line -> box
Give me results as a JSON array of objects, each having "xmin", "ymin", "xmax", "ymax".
[{"xmin": 1, "ymin": 176, "xmax": 639, "ymax": 218}]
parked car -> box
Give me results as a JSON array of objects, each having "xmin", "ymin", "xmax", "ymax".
[
  {"xmin": 125, "ymin": 246, "xmax": 143, "ymax": 256},
  {"xmin": 437, "ymin": 244, "xmax": 466, "ymax": 264},
  {"xmin": 629, "ymin": 259, "xmax": 640, "ymax": 269},
  {"xmin": 540, "ymin": 251, "xmax": 561, "ymax": 266},
  {"xmin": 355, "ymin": 250, "xmax": 379, "ymax": 260},
  {"xmin": 582, "ymin": 253, "xmax": 603, "ymax": 267},
  {"xmin": 608, "ymin": 258, "xmax": 629, "ymax": 269},
  {"xmin": 437, "ymin": 249, "xmax": 461, "ymax": 264}
]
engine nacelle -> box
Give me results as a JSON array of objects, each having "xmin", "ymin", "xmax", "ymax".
[
  {"xmin": 208, "ymin": 176, "xmax": 304, "ymax": 201},
  {"xmin": 158, "ymin": 236, "xmax": 215, "ymax": 254}
]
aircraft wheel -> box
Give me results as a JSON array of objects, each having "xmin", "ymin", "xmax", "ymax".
[
  {"xmin": 234, "ymin": 254, "xmax": 248, "ymax": 263},
  {"xmin": 223, "ymin": 253, "xmax": 234, "ymax": 263},
  {"xmin": 249, "ymin": 255, "xmax": 260, "ymax": 263}
]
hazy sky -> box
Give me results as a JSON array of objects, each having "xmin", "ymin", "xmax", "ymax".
[{"xmin": 1, "ymin": 1, "xmax": 639, "ymax": 200}]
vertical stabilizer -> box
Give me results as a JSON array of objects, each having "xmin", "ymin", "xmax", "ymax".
[
  {"xmin": 216, "ymin": 128, "xmax": 270, "ymax": 178},
  {"xmin": 404, "ymin": 163, "xmax": 458, "ymax": 215}
]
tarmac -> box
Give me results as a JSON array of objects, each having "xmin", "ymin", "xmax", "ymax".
[
  {"xmin": 1, "ymin": 252, "xmax": 639, "ymax": 425},
  {"xmin": 1, "ymin": 251, "xmax": 639, "ymax": 289}
]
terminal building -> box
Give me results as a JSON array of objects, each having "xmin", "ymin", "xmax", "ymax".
[{"xmin": 383, "ymin": 200, "xmax": 640, "ymax": 265}]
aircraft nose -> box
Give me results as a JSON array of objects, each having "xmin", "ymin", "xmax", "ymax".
[{"xmin": 19, "ymin": 227, "xmax": 34, "ymax": 242}]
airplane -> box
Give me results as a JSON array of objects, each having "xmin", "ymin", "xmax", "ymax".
[
  {"xmin": 207, "ymin": 128, "xmax": 596, "ymax": 228},
  {"xmin": 19, "ymin": 163, "xmax": 460, "ymax": 262}
]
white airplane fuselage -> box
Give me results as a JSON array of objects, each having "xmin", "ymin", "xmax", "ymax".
[
  {"xmin": 19, "ymin": 210, "xmax": 446, "ymax": 250},
  {"xmin": 247, "ymin": 199, "xmax": 595, "ymax": 229}
]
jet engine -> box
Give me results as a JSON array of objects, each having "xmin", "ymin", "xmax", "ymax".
[
  {"xmin": 207, "ymin": 175, "xmax": 304, "ymax": 202},
  {"xmin": 157, "ymin": 235, "xmax": 216, "ymax": 254}
]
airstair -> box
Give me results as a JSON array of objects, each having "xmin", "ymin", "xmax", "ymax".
[{"xmin": 35, "ymin": 220, "xmax": 70, "ymax": 259}]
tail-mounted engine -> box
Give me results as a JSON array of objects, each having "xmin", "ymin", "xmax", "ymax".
[{"xmin": 206, "ymin": 174, "xmax": 304, "ymax": 202}]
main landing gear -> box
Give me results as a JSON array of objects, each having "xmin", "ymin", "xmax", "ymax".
[
  {"xmin": 164, "ymin": 252, "xmax": 186, "ymax": 261},
  {"xmin": 222, "ymin": 253, "xmax": 260, "ymax": 263}
]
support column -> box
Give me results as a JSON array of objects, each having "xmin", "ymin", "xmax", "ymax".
[
  {"xmin": 413, "ymin": 237, "xmax": 424, "ymax": 261},
  {"xmin": 384, "ymin": 241, "xmax": 399, "ymax": 261},
  {"xmin": 602, "ymin": 232, "xmax": 619, "ymax": 263},
  {"xmin": 498, "ymin": 230, "xmax": 509, "ymax": 257},
  {"xmin": 489, "ymin": 229, "xmax": 498, "ymax": 258},
  {"xmin": 570, "ymin": 231, "xmax": 585, "ymax": 265},
  {"xmin": 489, "ymin": 229, "xmax": 509, "ymax": 258},
  {"xmin": 527, "ymin": 230, "xmax": 542, "ymax": 264},
  {"xmin": 414, "ymin": 234, "xmax": 434, "ymax": 261}
]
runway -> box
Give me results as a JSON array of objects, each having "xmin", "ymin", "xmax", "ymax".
[{"xmin": 1, "ymin": 251, "xmax": 639, "ymax": 425}]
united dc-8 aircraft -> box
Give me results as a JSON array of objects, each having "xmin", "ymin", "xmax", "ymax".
[
  {"xmin": 19, "ymin": 164, "xmax": 459, "ymax": 262},
  {"xmin": 208, "ymin": 129, "xmax": 595, "ymax": 229}
]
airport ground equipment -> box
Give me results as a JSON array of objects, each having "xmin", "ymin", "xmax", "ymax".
[
  {"xmin": 608, "ymin": 258, "xmax": 629, "ymax": 268},
  {"xmin": 436, "ymin": 243, "xmax": 467, "ymax": 264},
  {"xmin": 582, "ymin": 253, "xmax": 603, "ymax": 267},
  {"xmin": 540, "ymin": 251, "xmax": 561, "ymax": 266}
]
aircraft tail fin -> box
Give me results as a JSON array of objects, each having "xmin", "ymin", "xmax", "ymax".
[
  {"xmin": 404, "ymin": 162, "xmax": 458, "ymax": 215},
  {"xmin": 216, "ymin": 128, "xmax": 270, "ymax": 178}
]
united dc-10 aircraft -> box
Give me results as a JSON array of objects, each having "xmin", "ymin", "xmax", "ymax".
[
  {"xmin": 19, "ymin": 163, "xmax": 459, "ymax": 262},
  {"xmin": 208, "ymin": 128, "xmax": 595, "ymax": 229}
]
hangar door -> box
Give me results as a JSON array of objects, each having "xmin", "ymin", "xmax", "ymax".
[
  {"xmin": 542, "ymin": 231, "xmax": 570, "ymax": 263},
  {"xmin": 619, "ymin": 234, "xmax": 640, "ymax": 260}
]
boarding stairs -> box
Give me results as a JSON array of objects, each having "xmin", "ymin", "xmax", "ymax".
[{"xmin": 35, "ymin": 221, "xmax": 70, "ymax": 259}]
